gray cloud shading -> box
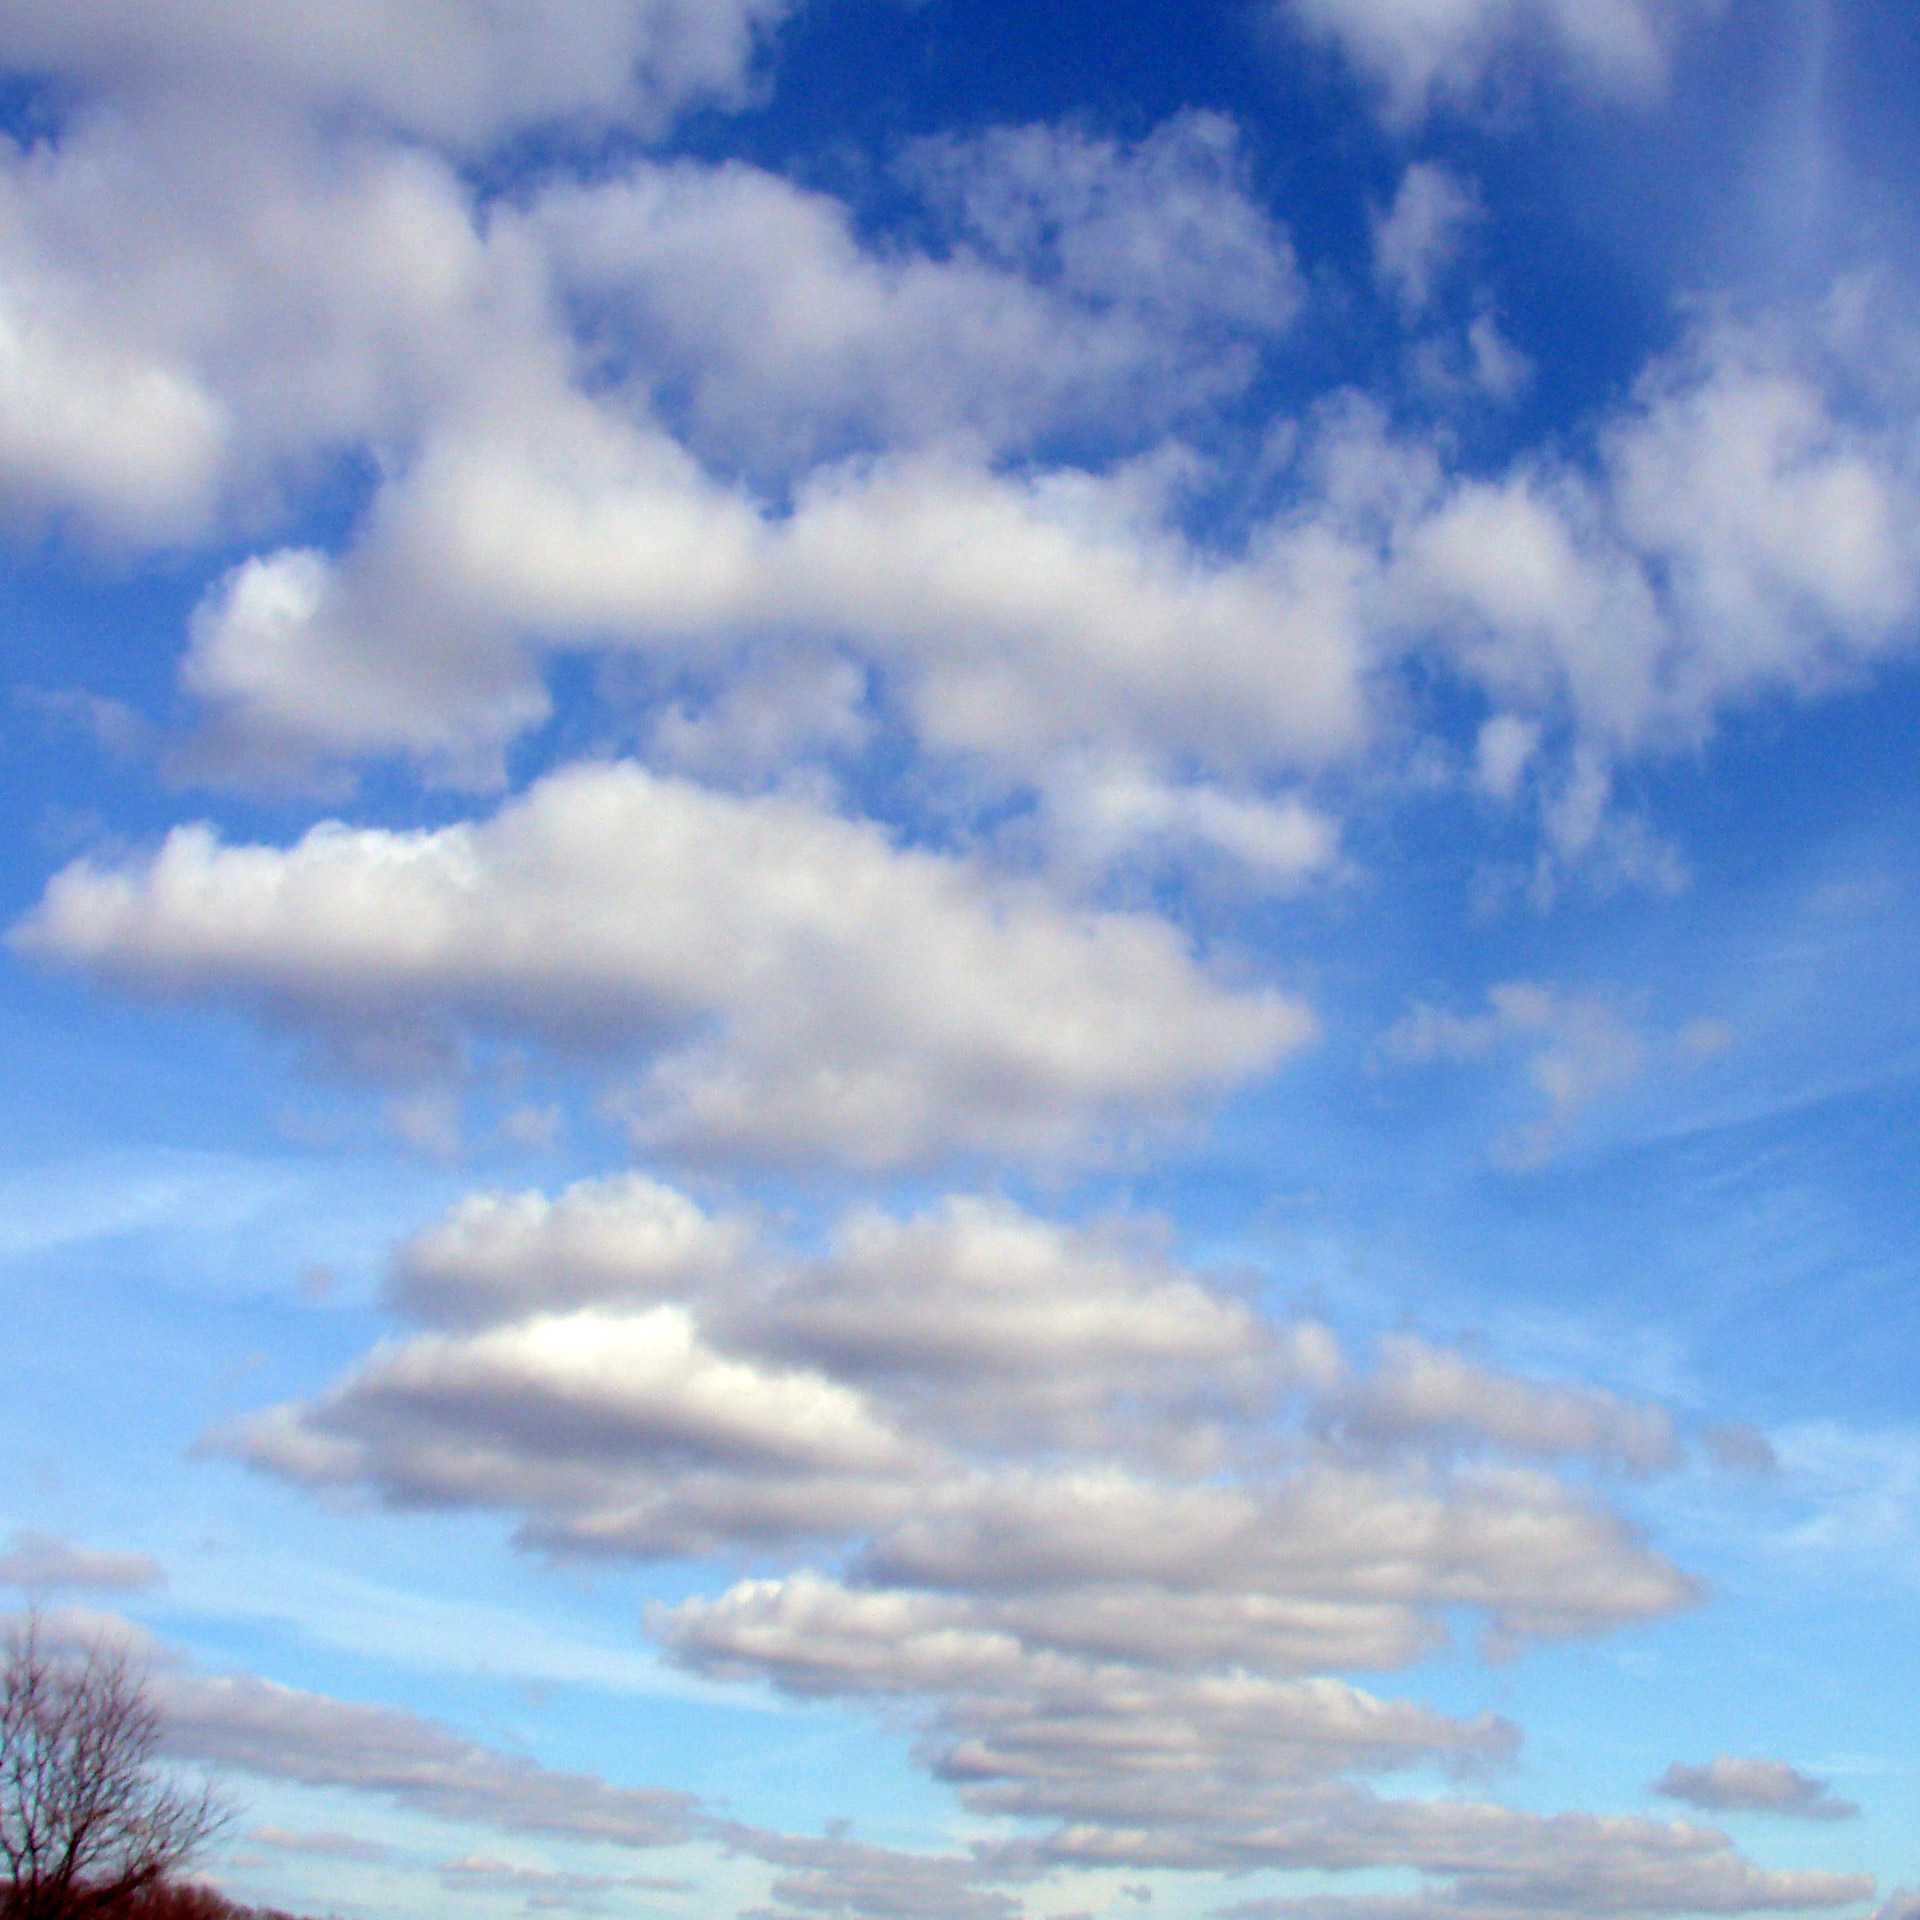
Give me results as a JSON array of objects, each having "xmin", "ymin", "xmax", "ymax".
[
  {"xmin": 1701, "ymin": 1424, "xmax": 1780, "ymax": 1476},
  {"xmin": 0, "ymin": 1531, "xmax": 164, "ymax": 1591},
  {"xmin": 1654, "ymin": 1756, "xmax": 1860, "ymax": 1821},
  {"xmin": 438, "ymin": 1853, "xmax": 693, "ymax": 1914},
  {"xmin": 249, "ymin": 1827, "xmax": 392, "ymax": 1863},
  {"xmin": 213, "ymin": 1181, "xmax": 1699, "ymax": 1656},
  {"xmin": 158, "ymin": 1670, "xmax": 695, "ymax": 1848},
  {"xmin": 724, "ymin": 1827, "xmax": 1022, "ymax": 1920},
  {"xmin": 1322, "ymin": 1335, "xmax": 1680, "ymax": 1472}
]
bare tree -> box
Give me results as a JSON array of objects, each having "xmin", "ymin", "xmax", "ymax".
[{"xmin": 2, "ymin": 1614, "xmax": 226, "ymax": 1920}]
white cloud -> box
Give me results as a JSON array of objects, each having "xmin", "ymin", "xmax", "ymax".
[
  {"xmin": 0, "ymin": 0, "xmax": 794, "ymax": 149},
  {"xmin": 14, "ymin": 761, "xmax": 1311, "ymax": 1170},
  {"xmin": 907, "ymin": 113, "xmax": 1300, "ymax": 340},
  {"xmin": 1606, "ymin": 329, "xmax": 1919, "ymax": 699},
  {"xmin": 1041, "ymin": 763, "xmax": 1341, "ymax": 894},
  {"xmin": 668, "ymin": 1568, "xmax": 1442, "ymax": 1685},
  {"xmin": 1654, "ymin": 1757, "xmax": 1858, "ymax": 1821},
  {"xmin": 859, "ymin": 1460, "xmax": 1695, "ymax": 1655},
  {"xmin": 0, "ymin": 13, "xmax": 1903, "ymax": 1920},
  {"xmin": 1473, "ymin": 714, "xmax": 1542, "ymax": 801},
  {"xmin": 10, "ymin": 62, "xmax": 1903, "ymax": 856},
  {"xmin": 0, "ymin": 104, "xmax": 547, "ymax": 549},
  {"xmin": 174, "ymin": 429, "xmax": 1375, "ymax": 788},
  {"xmin": 221, "ymin": 1301, "xmax": 934, "ymax": 1557},
  {"xmin": 658, "ymin": 1579, "xmax": 1854, "ymax": 1910},
  {"xmin": 1464, "ymin": 310, "xmax": 1533, "ymax": 403},
  {"xmin": 1280, "ymin": 0, "xmax": 1708, "ymax": 122},
  {"xmin": 0, "ymin": 98, "xmax": 1331, "ymax": 785},
  {"xmin": 110, "ymin": 1621, "xmax": 1879, "ymax": 1920},
  {"xmin": 662, "ymin": 1574, "xmax": 1522, "ymax": 1780},
  {"xmin": 755, "ymin": 1196, "xmax": 1300, "ymax": 1454},
  {"xmin": 537, "ymin": 113, "xmax": 1299, "ymax": 476},
  {"xmin": 1373, "ymin": 165, "xmax": 1481, "ymax": 314},
  {"xmin": 648, "ymin": 650, "xmax": 870, "ymax": 782},
  {"xmin": 230, "ymin": 1339, "xmax": 1698, "ymax": 1661},
  {"xmin": 392, "ymin": 1173, "xmax": 756, "ymax": 1330},
  {"xmin": 158, "ymin": 277, "xmax": 1919, "ymax": 834},
  {"xmin": 235, "ymin": 1178, "xmax": 1694, "ymax": 1663},
  {"xmin": 1025, "ymin": 1788, "xmax": 1870, "ymax": 1907},
  {"xmin": 1399, "ymin": 321, "xmax": 1920, "ymax": 761}
]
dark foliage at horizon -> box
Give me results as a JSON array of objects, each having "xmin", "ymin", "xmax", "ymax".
[{"xmin": 3, "ymin": 1880, "xmax": 318, "ymax": 1920}]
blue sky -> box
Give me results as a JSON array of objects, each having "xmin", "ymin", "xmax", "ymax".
[{"xmin": 2, "ymin": 3, "xmax": 1919, "ymax": 1918}]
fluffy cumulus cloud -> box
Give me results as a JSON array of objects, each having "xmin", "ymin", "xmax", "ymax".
[
  {"xmin": 151, "ymin": 296, "xmax": 1917, "ymax": 859},
  {"xmin": 218, "ymin": 1179, "xmax": 1692, "ymax": 1631},
  {"xmin": 390, "ymin": 1174, "xmax": 757, "ymax": 1330},
  {"xmin": 1, "ymin": 9, "xmax": 1910, "ymax": 1918},
  {"xmin": 1396, "ymin": 318, "xmax": 1920, "ymax": 768},
  {"xmin": 13, "ymin": 762, "xmax": 1311, "ymax": 1168},
  {"xmin": 5, "ymin": 22, "xmax": 1914, "ymax": 829},
  {"xmin": 0, "ymin": 0, "xmax": 795, "ymax": 148},
  {"xmin": 540, "ymin": 111, "xmax": 1301, "ymax": 475},
  {"xmin": 168, "ymin": 430, "xmax": 1377, "ymax": 790},
  {"xmin": 0, "ymin": 103, "xmax": 538, "ymax": 549},
  {"xmin": 182, "ymin": 1172, "xmax": 1867, "ymax": 1913}
]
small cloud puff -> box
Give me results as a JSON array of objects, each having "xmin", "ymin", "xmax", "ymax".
[
  {"xmin": 1281, "ymin": 0, "xmax": 1703, "ymax": 122},
  {"xmin": 1373, "ymin": 165, "xmax": 1482, "ymax": 314},
  {"xmin": 0, "ymin": 1531, "xmax": 163, "ymax": 1593},
  {"xmin": 1654, "ymin": 1755, "xmax": 1860, "ymax": 1821}
]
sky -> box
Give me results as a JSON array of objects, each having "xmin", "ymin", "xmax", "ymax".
[{"xmin": 1, "ymin": 1, "xmax": 1919, "ymax": 1917}]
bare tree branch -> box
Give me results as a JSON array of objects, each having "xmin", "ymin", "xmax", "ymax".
[{"xmin": 2, "ymin": 1614, "xmax": 228, "ymax": 1920}]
